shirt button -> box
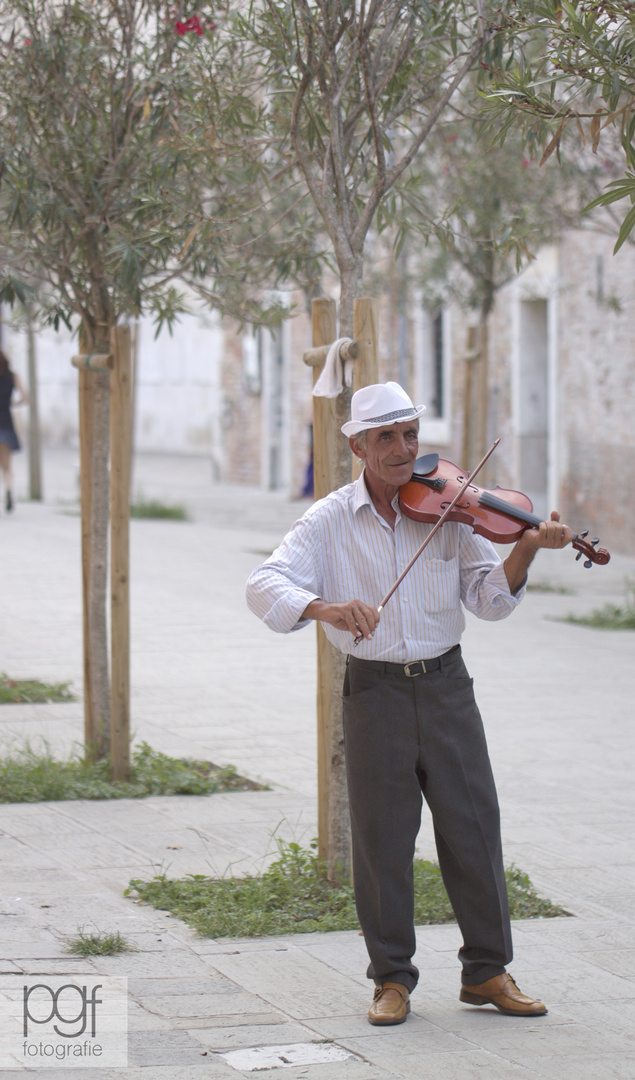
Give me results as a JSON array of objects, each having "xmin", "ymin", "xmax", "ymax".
[{"xmin": 403, "ymin": 597, "xmax": 409, "ymax": 603}]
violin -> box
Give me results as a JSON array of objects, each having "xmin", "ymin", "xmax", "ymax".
[
  {"xmin": 352, "ymin": 441, "xmax": 609, "ymax": 646},
  {"xmin": 399, "ymin": 453, "xmax": 610, "ymax": 568}
]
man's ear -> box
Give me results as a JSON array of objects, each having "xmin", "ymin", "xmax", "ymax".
[{"xmin": 349, "ymin": 435, "xmax": 365, "ymax": 459}]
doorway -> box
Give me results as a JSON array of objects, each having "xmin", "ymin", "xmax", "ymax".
[
  {"xmin": 517, "ymin": 299, "xmax": 549, "ymax": 519},
  {"xmin": 261, "ymin": 324, "xmax": 289, "ymax": 492}
]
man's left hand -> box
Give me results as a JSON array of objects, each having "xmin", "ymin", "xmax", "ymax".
[
  {"xmin": 504, "ymin": 511, "xmax": 575, "ymax": 594},
  {"xmin": 528, "ymin": 510, "xmax": 576, "ymax": 551}
]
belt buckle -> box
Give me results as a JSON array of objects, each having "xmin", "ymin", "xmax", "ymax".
[{"xmin": 404, "ymin": 660, "xmax": 426, "ymax": 677}]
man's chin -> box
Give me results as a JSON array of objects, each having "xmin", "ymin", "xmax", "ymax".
[{"xmin": 391, "ymin": 466, "xmax": 414, "ymax": 482}]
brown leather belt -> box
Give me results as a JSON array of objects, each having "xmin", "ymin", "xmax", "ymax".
[{"xmin": 347, "ymin": 644, "xmax": 460, "ymax": 678}]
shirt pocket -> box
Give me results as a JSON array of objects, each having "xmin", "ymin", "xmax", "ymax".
[{"xmin": 416, "ymin": 556, "xmax": 461, "ymax": 613}]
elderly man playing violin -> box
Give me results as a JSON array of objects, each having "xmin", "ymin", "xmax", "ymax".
[{"xmin": 246, "ymin": 381, "xmax": 574, "ymax": 1027}]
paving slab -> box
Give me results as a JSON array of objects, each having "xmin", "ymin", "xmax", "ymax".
[{"xmin": 1, "ymin": 447, "xmax": 635, "ymax": 1077}]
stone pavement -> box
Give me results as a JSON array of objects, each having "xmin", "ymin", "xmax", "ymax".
[{"xmin": 1, "ymin": 447, "xmax": 635, "ymax": 1079}]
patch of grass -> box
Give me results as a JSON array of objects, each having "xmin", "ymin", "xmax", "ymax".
[
  {"xmin": 127, "ymin": 840, "xmax": 568, "ymax": 939},
  {"xmin": 0, "ymin": 673, "xmax": 75, "ymax": 705},
  {"xmin": 560, "ymin": 577, "xmax": 635, "ymax": 630},
  {"xmin": 0, "ymin": 741, "xmax": 266, "ymax": 803},
  {"xmin": 563, "ymin": 606, "xmax": 635, "ymax": 630},
  {"xmin": 504, "ymin": 865, "xmax": 569, "ymax": 919},
  {"xmin": 65, "ymin": 929, "xmax": 132, "ymax": 957},
  {"xmin": 130, "ymin": 497, "xmax": 187, "ymax": 521}
]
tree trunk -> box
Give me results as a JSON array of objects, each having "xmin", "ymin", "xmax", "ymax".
[
  {"xmin": 338, "ymin": 255, "xmax": 363, "ymax": 339},
  {"xmin": 25, "ymin": 304, "xmax": 42, "ymax": 501}
]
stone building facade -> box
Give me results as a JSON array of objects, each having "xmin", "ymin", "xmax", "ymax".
[
  {"xmin": 437, "ymin": 233, "xmax": 635, "ymax": 556},
  {"xmin": 219, "ymin": 312, "xmax": 314, "ymax": 499}
]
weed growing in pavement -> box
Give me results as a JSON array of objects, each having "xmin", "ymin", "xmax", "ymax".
[
  {"xmin": 65, "ymin": 929, "xmax": 133, "ymax": 957},
  {"xmin": 0, "ymin": 741, "xmax": 266, "ymax": 803},
  {"xmin": 127, "ymin": 840, "xmax": 569, "ymax": 938},
  {"xmin": 525, "ymin": 581, "xmax": 574, "ymax": 595},
  {"xmin": 0, "ymin": 673, "xmax": 75, "ymax": 705},
  {"xmin": 560, "ymin": 577, "xmax": 635, "ymax": 630},
  {"xmin": 130, "ymin": 497, "xmax": 187, "ymax": 520},
  {"xmin": 57, "ymin": 495, "xmax": 187, "ymax": 520}
]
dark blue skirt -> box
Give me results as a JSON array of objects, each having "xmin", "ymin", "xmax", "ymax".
[{"xmin": 0, "ymin": 425, "xmax": 20, "ymax": 451}]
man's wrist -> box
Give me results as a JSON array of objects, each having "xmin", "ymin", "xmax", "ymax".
[
  {"xmin": 504, "ymin": 533, "xmax": 539, "ymax": 594},
  {"xmin": 302, "ymin": 598, "xmax": 327, "ymax": 621}
]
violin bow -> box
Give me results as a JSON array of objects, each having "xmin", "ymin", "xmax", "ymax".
[{"xmin": 353, "ymin": 437, "xmax": 501, "ymax": 647}]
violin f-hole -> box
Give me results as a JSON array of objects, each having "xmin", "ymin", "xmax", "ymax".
[{"xmin": 441, "ymin": 500, "xmax": 473, "ymax": 512}]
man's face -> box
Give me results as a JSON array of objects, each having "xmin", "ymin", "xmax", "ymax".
[{"xmin": 352, "ymin": 420, "xmax": 420, "ymax": 492}]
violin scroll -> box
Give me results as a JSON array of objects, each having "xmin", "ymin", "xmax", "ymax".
[{"xmin": 573, "ymin": 530, "xmax": 611, "ymax": 568}]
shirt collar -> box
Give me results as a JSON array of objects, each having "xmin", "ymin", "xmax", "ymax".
[
  {"xmin": 352, "ymin": 469, "xmax": 402, "ymax": 523},
  {"xmin": 352, "ymin": 470, "xmax": 372, "ymax": 514}
]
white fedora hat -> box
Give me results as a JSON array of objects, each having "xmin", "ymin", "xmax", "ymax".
[{"xmin": 341, "ymin": 381, "xmax": 426, "ymax": 437}]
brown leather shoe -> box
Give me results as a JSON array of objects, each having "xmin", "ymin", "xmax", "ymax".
[
  {"xmin": 368, "ymin": 982, "xmax": 411, "ymax": 1026},
  {"xmin": 460, "ymin": 972, "xmax": 547, "ymax": 1017}
]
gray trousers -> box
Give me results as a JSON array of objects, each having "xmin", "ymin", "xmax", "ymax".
[{"xmin": 342, "ymin": 647, "xmax": 512, "ymax": 992}]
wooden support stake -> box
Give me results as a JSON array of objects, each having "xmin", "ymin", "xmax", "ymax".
[
  {"xmin": 475, "ymin": 320, "xmax": 490, "ymax": 480},
  {"xmin": 306, "ymin": 295, "xmax": 382, "ymax": 876},
  {"xmin": 77, "ymin": 350, "xmax": 95, "ymax": 755},
  {"xmin": 71, "ymin": 353, "xmax": 113, "ymax": 371},
  {"xmin": 352, "ymin": 299, "xmax": 379, "ymax": 480},
  {"xmin": 309, "ymin": 299, "xmax": 339, "ymax": 865},
  {"xmin": 352, "ymin": 298, "xmax": 379, "ymax": 389},
  {"xmin": 306, "ymin": 298, "xmax": 380, "ymax": 880},
  {"xmin": 302, "ymin": 340, "xmax": 359, "ymax": 367},
  {"xmin": 26, "ymin": 304, "xmax": 42, "ymax": 501},
  {"xmin": 109, "ymin": 325, "xmax": 132, "ymax": 781},
  {"xmin": 461, "ymin": 326, "xmax": 480, "ymax": 472}
]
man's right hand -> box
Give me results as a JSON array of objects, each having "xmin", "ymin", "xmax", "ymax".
[{"xmin": 302, "ymin": 598, "xmax": 380, "ymax": 640}]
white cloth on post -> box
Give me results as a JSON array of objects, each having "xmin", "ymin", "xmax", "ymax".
[{"xmin": 312, "ymin": 337, "xmax": 355, "ymax": 398}]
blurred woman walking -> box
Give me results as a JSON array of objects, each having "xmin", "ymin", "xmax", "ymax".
[{"xmin": 0, "ymin": 349, "xmax": 28, "ymax": 513}]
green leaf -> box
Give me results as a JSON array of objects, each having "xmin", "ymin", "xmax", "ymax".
[
  {"xmin": 613, "ymin": 201, "xmax": 635, "ymax": 253},
  {"xmin": 584, "ymin": 177, "xmax": 635, "ymax": 213},
  {"xmin": 0, "ymin": 275, "xmax": 34, "ymax": 306}
]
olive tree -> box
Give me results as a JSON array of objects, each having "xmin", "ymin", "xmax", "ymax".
[
  {"xmin": 0, "ymin": 0, "xmax": 267, "ymax": 764},
  {"xmin": 480, "ymin": 0, "xmax": 635, "ymax": 249}
]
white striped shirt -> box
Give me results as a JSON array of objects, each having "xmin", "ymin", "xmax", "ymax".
[{"xmin": 246, "ymin": 472, "xmax": 524, "ymax": 662}]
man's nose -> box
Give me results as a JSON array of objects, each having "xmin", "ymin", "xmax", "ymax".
[{"xmin": 393, "ymin": 433, "xmax": 413, "ymax": 456}]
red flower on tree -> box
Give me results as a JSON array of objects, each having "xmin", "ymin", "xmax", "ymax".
[{"xmin": 174, "ymin": 14, "xmax": 215, "ymax": 36}]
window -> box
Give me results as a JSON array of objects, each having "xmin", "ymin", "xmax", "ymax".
[
  {"xmin": 413, "ymin": 301, "xmax": 452, "ymax": 444},
  {"xmin": 242, "ymin": 327, "xmax": 263, "ymax": 395}
]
